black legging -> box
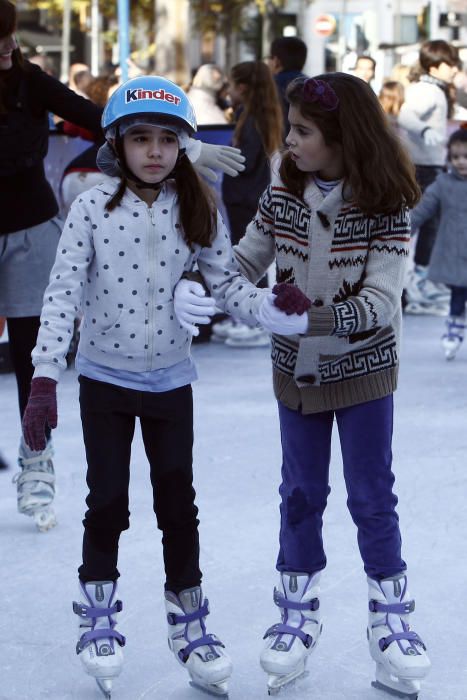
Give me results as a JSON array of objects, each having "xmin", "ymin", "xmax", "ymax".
[
  {"xmin": 7, "ymin": 316, "xmax": 40, "ymax": 419},
  {"xmin": 7, "ymin": 316, "xmax": 50, "ymax": 440}
]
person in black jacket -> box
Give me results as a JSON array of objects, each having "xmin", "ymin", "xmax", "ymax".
[
  {"xmin": 267, "ymin": 36, "xmax": 308, "ymax": 136},
  {"xmin": 218, "ymin": 60, "xmax": 283, "ymax": 347},
  {"xmin": 0, "ymin": 0, "xmax": 103, "ymax": 531}
]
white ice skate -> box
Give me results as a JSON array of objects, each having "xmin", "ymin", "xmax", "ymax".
[
  {"xmin": 261, "ymin": 572, "xmax": 322, "ymax": 696},
  {"xmin": 13, "ymin": 438, "xmax": 56, "ymax": 531},
  {"xmin": 165, "ymin": 586, "xmax": 232, "ymax": 697},
  {"xmin": 73, "ymin": 580, "xmax": 126, "ymax": 699},
  {"xmin": 367, "ymin": 574, "xmax": 430, "ymax": 700},
  {"xmin": 404, "ymin": 266, "xmax": 449, "ymax": 317},
  {"xmin": 441, "ymin": 316, "xmax": 465, "ymax": 360}
]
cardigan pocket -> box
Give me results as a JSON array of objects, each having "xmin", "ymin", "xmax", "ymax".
[{"xmin": 318, "ymin": 326, "xmax": 398, "ymax": 384}]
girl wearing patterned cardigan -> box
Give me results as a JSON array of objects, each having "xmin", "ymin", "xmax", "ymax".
[{"xmin": 175, "ymin": 73, "xmax": 432, "ymax": 696}]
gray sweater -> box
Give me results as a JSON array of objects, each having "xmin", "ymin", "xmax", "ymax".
[
  {"xmin": 411, "ymin": 169, "xmax": 467, "ymax": 287},
  {"xmin": 398, "ymin": 78, "xmax": 448, "ymax": 166},
  {"xmin": 234, "ymin": 173, "xmax": 410, "ymax": 414}
]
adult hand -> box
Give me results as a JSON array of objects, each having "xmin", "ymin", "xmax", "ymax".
[
  {"xmin": 272, "ymin": 283, "xmax": 311, "ymax": 315},
  {"xmin": 258, "ymin": 295, "xmax": 309, "ymax": 336},
  {"xmin": 22, "ymin": 378, "xmax": 58, "ymax": 452},
  {"xmin": 195, "ymin": 143, "xmax": 246, "ymax": 182},
  {"xmin": 174, "ymin": 279, "xmax": 216, "ymax": 336},
  {"xmin": 423, "ymin": 128, "xmax": 444, "ymax": 147}
]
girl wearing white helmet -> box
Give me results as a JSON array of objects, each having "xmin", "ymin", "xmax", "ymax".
[{"xmin": 21, "ymin": 75, "xmax": 288, "ymax": 698}]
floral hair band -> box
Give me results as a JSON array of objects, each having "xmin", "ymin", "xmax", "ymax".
[{"xmin": 302, "ymin": 79, "xmax": 339, "ymax": 111}]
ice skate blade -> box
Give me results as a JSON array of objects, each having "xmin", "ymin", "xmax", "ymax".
[
  {"xmin": 267, "ymin": 668, "xmax": 308, "ymax": 695},
  {"xmin": 189, "ymin": 678, "xmax": 229, "ymax": 697},
  {"xmin": 371, "ymin": 666, "xmax": 421, "ymax": 700},
  {"xmin": 96, "ymin": 678, "xmax": 112, "ymax": 698},
  {"xmin": 404, "ymin": 303, "xmax": 448, "ymax": 317},
  {"xmin": 33, "ymin": 507, "xmax": 57, "ymax": 532}
]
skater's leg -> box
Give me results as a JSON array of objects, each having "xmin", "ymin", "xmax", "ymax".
[
  {"xmin": 140, "ymin": 384, "xmax": 200, "ymax": 592},
  {"xmin": 75, "ymin": 377, "xmax": 134, "ymax": 694},
  {"xmin": 276, "ymin": 402, "xmax": 334, "ymax": 574},
  {"xmin": 337, "ymin": 395, "xmax": 404, "ymax": 579},
  {"xmin": 78, "ymin": 376, "xmax": 135, "ymax": 582},
  {"xmin": 260, "ymin": 403, "xmax": 332, "ymax": 692},
  {"xmin": 140, "ymin": 385, "xmax": 231, "ymax": 694},
  {"xmin": 337, "ymin": 397, "xmax": 430, "ymax": 690}
]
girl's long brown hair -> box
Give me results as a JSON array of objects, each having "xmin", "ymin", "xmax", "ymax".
[
  {"xmin": 280, "ymin": 73, "xmax": 420, "ymax": 215},
  {"xmin": 106, "ymin": 153, "xmax": 217, "ymax": 248},
  {"xmin": 230, "ymin": 61, "xmax": 283, "ymax": 157}
]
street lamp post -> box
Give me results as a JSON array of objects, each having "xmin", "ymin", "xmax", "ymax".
[{"xmin": 118, "ymin": 0, "xmax": 130, "ymax": 82}]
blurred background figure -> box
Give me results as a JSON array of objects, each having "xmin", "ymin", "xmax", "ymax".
[
  {"xmin": 28, "ymin": 53, "xmax": 56, "ymax": 77},
  {"xmin": 187, "ymin": 64, "xmax": 228, "ymax": 125},
  {"xmin": 398, "ymin": 39, "xmax": 459, "ymax": 315},
  {"xmin": 67, "ymin": 62, "xmax": 92, "ymax": 96},
  {"xmin": 60, "ymin": 75, "xmax": 115, "ymax": 213},
  {"xmin": 353, "ymin": 54, "xmax": 376, "ymax": 85},
  {"xmin": 215, "ymin": 60, "xmax": 283, "ymax": 348},
  {"xmin": 379, "ymin": 80, "xmax": 405, "ymax": 126},
  {"xmin": 266, "ymin": 36, "xmax": 307, "ymax": 135}
]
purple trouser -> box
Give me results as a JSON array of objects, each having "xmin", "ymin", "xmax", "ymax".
[{"xmin": 276, "ymin": 394, "xmax": 406, "ymax": 580}]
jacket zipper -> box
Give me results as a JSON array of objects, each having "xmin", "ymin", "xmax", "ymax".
[{"xmin": 147, "ymin": 206, "xmax": 156, "ymax": 370}]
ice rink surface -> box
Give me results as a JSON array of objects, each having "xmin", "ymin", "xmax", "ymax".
[{"xmin": 1, "ymin": 313, "xmax": 466, "ymax": 700}]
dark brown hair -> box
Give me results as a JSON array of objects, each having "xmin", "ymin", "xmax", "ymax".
[
  {"xmin": 419, "ymin": 40, "xmax": 459, "ymax": 73},
  {"xmin": 447, "ymin": 125, "xmax": 467, "ymax": 160},
  {"xmin": 230, "ymin": 61, "xmax": 283, "ymax": 157},
  {"xmin": 280, "ymin": 73, "xmax": 420, "ymax": 215},
  {"xmin": 106, "ymin": 153, "xmax": 217, "ymax": 248}
]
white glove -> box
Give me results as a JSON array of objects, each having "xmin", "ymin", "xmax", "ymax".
[
  {"xmin": 193, "ymin": 142, "xmax": 246, "ymax": 182},
  {"xmin": 422, "ymin": 128, "xmax": 444, "ymax": 147},
  {"xmin": 174, "ymin": 279, "xmax": 216, "ymax": 336},
  {"xmin": 257, "ymin": 295, "xmax": 309, "ymax": 336}
]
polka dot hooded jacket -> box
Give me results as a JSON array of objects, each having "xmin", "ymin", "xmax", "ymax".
[{"xmin": 32, "ymin": 179, "xmax": 268, "ymax": 381}]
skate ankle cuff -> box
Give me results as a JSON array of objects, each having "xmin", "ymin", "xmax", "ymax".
[
  {"xmin": 76, "ymin": 628, "xmax": 126, "ymax": 654},
  {"xmin": 264, "ymin": 623, "xmax": 314, "ymax": 648},
  {"xmin": 369, "ymin": 599, "xmax": 414, "ymax": 614},
  {"xmin": 73, "ymin": 599, "xmax": 123, "ymax": 619},
  {"xmin": 274, "ymin": 590, "xmax": 319, "ymax": 611},
  {"xmin": 167, "ymin": 599, "xmax": 209, "ymax": 625},
  {"xmin": 378, "ymin": 630, "xmax": 426, "ymax": 653},
  {"xmin": 177, "ymin": 633, "xmax": 224, "ymax": 663}
]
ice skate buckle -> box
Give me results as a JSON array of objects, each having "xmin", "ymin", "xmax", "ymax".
[
  {"xmin": 378, "ymin": 631, "xmax": 426, "ymax": 653},
  {"xmin": 73, "ymin": 599, "xmax": 123, "ymax": 619},
  {"xmin": 368, "ymin": 599, "xmax": 414, "ymax": 614},
  {"xmin": 167, "ymin": 599, "xmax": 209, "ymax": 626},
  {"xmin": 273, "ymin": 589, "xmax": 319, "ymax": 612},
  {"xmin": 76, "ymin": 628, "xmax": 126, "ymax": 654},
  {"xmin": 263, "ymin": 623, "xmax": 314, "ymax": 648},
  {"xmin": 177, "ymin": 633, "xmax": 224, "ymax": 664}
]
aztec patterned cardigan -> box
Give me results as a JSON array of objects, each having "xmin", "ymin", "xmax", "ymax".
[{"xmin": 233, "ymin": 174, "xmax": 410, "ymax": 414}]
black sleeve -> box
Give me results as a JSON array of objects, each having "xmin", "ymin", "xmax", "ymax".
[
  {"xmin": 27, "ymin": 63, "xmax": 103, "ymax": 136},
  {"xmin": 237, "ymin": 116, "xmax": 265, "ymax": 176}
]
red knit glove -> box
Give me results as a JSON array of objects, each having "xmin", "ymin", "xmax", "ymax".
[
  {"xmin": 272, "ymin": 283, "xmax": 312, "ymax": 316},
  {"xmin": 22, "ymin": 378, "xmax": 58, "ymax": 452}
]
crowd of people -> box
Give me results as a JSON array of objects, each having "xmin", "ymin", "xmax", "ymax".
[{"xmin": 1, "ymin": 0, "xmax": 467, "ymax": 695}]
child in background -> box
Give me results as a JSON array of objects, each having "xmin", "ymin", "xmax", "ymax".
[
  {"xmin": 21, "ymin": 76, "xmax": 276, "ymax": 698},
  {"xmin": 216, "ymin": 60, "xmax": 283, "ymax": 347},
  {"xmin": 410, "ymin": 125, "xmax": 467, "ymax": 359},
  {"xmin": 378, "ymin": 80, "xmax": 405, "ymax": 122},
  {"xmin": 175, "ymin": 73, "xmax": 431, "ymax": 697}
]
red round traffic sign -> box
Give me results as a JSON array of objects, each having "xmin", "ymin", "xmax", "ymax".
[{"xmin": 314, "ymin": 14, "xmax": 337, "ymax": 37}]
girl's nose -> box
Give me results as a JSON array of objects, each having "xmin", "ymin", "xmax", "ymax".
[{"xmin": 285, "ymin": 131, "xmax": 294, "ymax": 147}]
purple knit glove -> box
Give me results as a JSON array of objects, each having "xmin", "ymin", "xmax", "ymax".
[
  {"xmin": 22, "ymin": 378, "xmax": 58, "ymax": 452},
  {"xmin": 272, "ymin": 283, "xmax": 312, "ymax": 316}
]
